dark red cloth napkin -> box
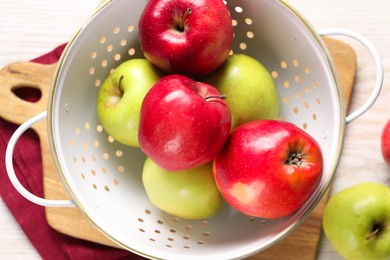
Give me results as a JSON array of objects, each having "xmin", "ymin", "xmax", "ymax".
[{"xmin": 0, "ymin": 45, "xmax": 144, "ymax": 260}]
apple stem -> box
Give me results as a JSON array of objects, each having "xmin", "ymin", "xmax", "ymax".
[
  {"xmin": 118, "ymin": 75, "xmax": 124, "ymax": 97},
  {"xmin": 177, "ymin": 8, "xmax": 192, "ymax": 32},
  {"xmin": 204, "ymin": 95, "xmax": 227, "ymax": 101},
  {"xmin": 366, "ymin": 222, "xmax": 385, "ymax": 240},
  {"xmin": 366, "ymin": 228, "xmax": 379, "ymax": 240},
  {"xmin": 287, "ymin": 152, "xmax": 303, "ymax": 167}
]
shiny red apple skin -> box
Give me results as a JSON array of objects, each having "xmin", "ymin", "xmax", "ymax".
[
  {"xmin": 139, "ymin": 74, "xmax": 231, "ymax": 171},
  {"xmin": 381, "ymin": 119, "xmax": 390, "ymax": 166},
  {"xmin": 213, "ymin": 120, "xmax": 323, "ymax": 219},
  {"xmin": 138, "ymin": 0, "xmax": 234, "ymax": 78}
]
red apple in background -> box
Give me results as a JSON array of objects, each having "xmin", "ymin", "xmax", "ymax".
[
  {"xmin": 381, "ymin": 119, "xmax": 390, "ymax": 166},
  {"xmin": 139, "ymin": 74, "xmax": 231, "ymax": 171},
  {"xmin": 138, "ymin": 0, "xmax": 234, "ymax": 78},
  {"xmin": 213, "ymin": 120, "xmax": 323, "ymax": 219}
]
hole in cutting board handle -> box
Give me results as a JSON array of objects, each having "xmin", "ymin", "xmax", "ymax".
[{"xmin": 11, "ymin": 85, "xmax": 42, "ymax": 103}]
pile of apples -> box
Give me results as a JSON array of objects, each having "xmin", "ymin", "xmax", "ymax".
[{"xmin": 96, "ymin": 0, "xmax": 323, "ymax": 220}]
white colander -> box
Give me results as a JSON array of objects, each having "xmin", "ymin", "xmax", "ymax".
[{"xmin": 6, "ymin": 0, "xmax": 383, "ymax": 259}]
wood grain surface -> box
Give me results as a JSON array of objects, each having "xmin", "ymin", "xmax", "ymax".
[{"xmin": 0, "ymin": 37, "xmax": 356, "ymax": 259}]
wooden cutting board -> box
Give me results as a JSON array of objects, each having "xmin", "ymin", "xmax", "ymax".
[{"xmin": 0, "ymin": 37, "xmax": 356, "ymax": 259}]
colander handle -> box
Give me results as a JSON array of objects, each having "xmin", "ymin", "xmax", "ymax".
[
  {"xmin": 319, "ymin": 28, "xmax": 384, "ymax": 124},
  {"xmin": 5, "ymin": 111, "xmax": 74, "ymax": 207}
]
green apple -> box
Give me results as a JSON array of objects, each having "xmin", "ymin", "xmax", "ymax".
[
  {"xmin": 323, "ymin": 182, "xmax": 390, "ymax": 260},
  {"xmin": 96, "ymin": 59, "xmax": 164, "ymax": 147},
  {"xmin": 203, "ymin": 54, "xmax": 279, "ymax": 129},
  {"xmin": 142, "ymin": 158, "xmax": 224, "ymax": 219}
]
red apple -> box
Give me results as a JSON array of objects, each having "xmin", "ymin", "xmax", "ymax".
[
  {"xmin": 138, "ymin": 74, "xmax": 231, "ymax": 171},
  {"xmin": 213, "ymin": 120, "xmax": 323, "ymax": 219},
  {"xmin": 138, "ymin": 0, "xmax": 234, "ymax": 78},
  {"xmin": 382, "ymin": 119, "xmax": 390, "ymax": 166}
]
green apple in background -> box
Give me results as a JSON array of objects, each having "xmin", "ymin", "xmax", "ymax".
[
  {"xmin": 203, "ymin": 54, "xmax": 279, "ymax": 130},
  {"xmin": 142, "ymin": 158, "xmax": 224, "ymax": 219},
  {"xmin": 96, "ymin": 59, "xmax": 164, "ymax": 147},
  {"xmin": 323, "ymin": 182, "xmax": 390, "ymax": 260}
]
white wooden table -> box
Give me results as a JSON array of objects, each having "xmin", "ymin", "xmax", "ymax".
[{"xmin": 1, "ymin": 0, "xmax": 389, "ymax": 259}]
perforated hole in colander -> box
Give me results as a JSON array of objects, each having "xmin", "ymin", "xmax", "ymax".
[{"xmin": 269, "ymin": 57, "xmax": 323, "ymax": 130}]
